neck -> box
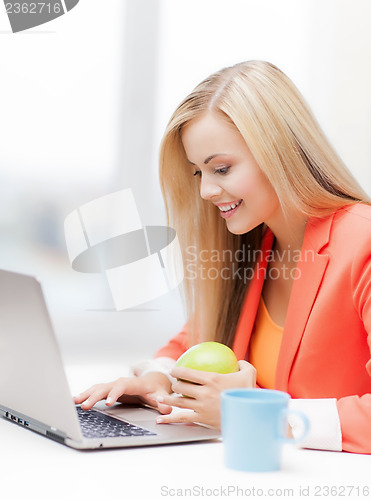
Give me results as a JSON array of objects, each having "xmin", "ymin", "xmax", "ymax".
[{"xmin": 266, "ymin": 209, "xmax": 307, "ymax": 255}]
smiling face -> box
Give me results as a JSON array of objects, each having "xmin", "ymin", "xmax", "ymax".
[{"xmin": 181, "ymin": 112, "xmax": 281, "ymax": 235}]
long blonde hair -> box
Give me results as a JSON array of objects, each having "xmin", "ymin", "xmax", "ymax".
[{"xmin": 159, "ymin": 60, "xmax": 370, "ymax": 348}]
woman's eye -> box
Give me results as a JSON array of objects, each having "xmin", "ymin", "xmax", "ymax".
[
  {"xmin": 193, "ymin": 170, "xmax": 202, "ymax": 177},
  {"xmin": 216, "ymin": 166, "xmax": 230, "ymax": 175}
]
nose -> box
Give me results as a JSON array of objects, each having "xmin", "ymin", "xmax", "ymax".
[{"xmin": 199, "ymin": 174, "xmax": 223, "ymax": 201}]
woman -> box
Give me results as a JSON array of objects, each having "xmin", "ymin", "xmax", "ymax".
[{"xmin": 75, "ymin": 61, "xmax": 371, "ymax": 454}]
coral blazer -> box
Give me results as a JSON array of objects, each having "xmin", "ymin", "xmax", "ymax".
[{"xmin": 155, "ymin": 203, "xmax": 371, "ymax": 454}]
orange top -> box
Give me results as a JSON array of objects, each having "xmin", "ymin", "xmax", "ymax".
[{"xmin": 248, "ymin": 298, "xmax": 284, "ymax": 389}]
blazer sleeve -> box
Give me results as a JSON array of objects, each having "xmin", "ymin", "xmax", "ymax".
[
  {"xmin": 154, "ymin": 325, "xmax": 190, "ymax": 361},
  {"xmin": 337, "ymin": 243, "xmax": 371, "ymax": 453}
]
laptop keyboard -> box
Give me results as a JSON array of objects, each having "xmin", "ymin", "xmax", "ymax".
[{"xmin": 76, "ymin": 406, "xmax": 156, "ymax": 439}]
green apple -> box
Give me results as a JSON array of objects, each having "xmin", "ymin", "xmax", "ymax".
[{"xmin": 176, "ymin": 341, "xmax": 239, "ymax": 374}]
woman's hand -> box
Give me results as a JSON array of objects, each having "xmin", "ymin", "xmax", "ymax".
[
  {"xmin": 74, "ymin": 372, "xmax": 173, "ymax": 415},
  {"xmin": 155, "ymin": 360, "xmax": 256, "ymax": 429}
]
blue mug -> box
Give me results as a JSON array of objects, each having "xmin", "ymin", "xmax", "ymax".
[{"xmin": 221, "ymin": 388, "xmax": 309, "ymax": 472}]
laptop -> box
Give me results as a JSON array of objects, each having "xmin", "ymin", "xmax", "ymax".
[{"xmin": 0, "ymin": 269, "xmax": 219, "ymax": 449}]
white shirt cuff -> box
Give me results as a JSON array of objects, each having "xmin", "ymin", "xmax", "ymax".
[
  {"xmin": 288, "ymin": 398, "xmax": 342, "ymax": 452},
  {"xmin": 131, "ymin": 357, "xmax": 177, "ymax": 384}
]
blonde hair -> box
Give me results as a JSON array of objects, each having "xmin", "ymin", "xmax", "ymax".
[{"xmin": 159, "ymin": 60, "xmax": 370, "ymax": 347}]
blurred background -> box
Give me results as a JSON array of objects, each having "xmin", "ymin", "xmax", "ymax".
[{"xmin": 1, "ymin": 0, "xmax": 370, "ymax": 369}]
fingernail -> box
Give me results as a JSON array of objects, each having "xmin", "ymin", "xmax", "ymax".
[
  {"xmin": 106, "ymin": 397, "xmax": 113, "ymax": 405},
  {"xmin": 156, "ymin": 396, "xmax": 164, "ymax": 403},
  {"xmin": 156, "ymin": 417, "xmax": 164, "ymax": 423}
]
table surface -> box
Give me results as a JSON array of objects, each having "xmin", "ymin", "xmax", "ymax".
[{"xmin": 1, "ymin": 363, "xmax": 370, "ymax": 500}]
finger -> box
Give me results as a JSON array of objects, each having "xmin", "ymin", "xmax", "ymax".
[
  {"xmin": 236, "ymin": 360, "xmax": 256, "ymax": 386},
  {"xmin": 156, "ymin": 394, "xmax": 198, "ymax": 411},
  {"xmin": 171, "ymin": 379, "xmax": 203, "ymax": 399},
  {"xmin": 144, "ymin": 391, "xmax": 165, "ymax": 407},
  {"xmin": 144, "ymin": 386, "xmax": 174, "ymax": 410},
  {"xmin": 73, "ymin": 387, "xmax": 97, "ymax": 404},
  {"xmin": 238, "ymin": 360, "xmax": 254, "ymax": 371},
  {"xmin": 170, "ymin": 366, "xmax": 211, "ymax": 385},
  {"xmin": 156, "ymin": 402, "xmax": 173, "ymax": 415},
  {"xmin": 74, "ymin": 393, "xmax": 87, "ymax": 404},
  {"xmin": 156, "ymin": 410, "xmax": 197, "ymax": 425},
  {"xmin": 80, "ymin": 388, "xmax": 110, "ymax": 410},
  {"xmin": 106, "ymin": 379, "xmax": 132, "ymax": 406}
]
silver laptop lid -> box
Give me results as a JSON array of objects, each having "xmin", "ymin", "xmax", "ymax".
[{"xmin": 0, "ymin": 269, "xmax": 82, "ymax": 442}]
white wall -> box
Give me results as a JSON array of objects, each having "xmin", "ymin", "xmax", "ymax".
[
  {"xmin": 155, "ymin": 0, "xmax": 371, "ymax": 194},
  {"xmin": 0, "ymin": 0, "xmax": 125, "ymax": 190},
  {"xmin": 0, "ymin": 0, "xmax": 127, "ymax": 268}
]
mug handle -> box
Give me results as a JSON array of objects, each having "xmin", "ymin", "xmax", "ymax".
[{"xmin": 279, "ymin": 409, "xmax": 309, "ymax": 444}]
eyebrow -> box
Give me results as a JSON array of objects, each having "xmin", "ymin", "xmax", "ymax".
[{"xmin": 187, "ymin": 153, "xmax": 227, "ymax": 166}]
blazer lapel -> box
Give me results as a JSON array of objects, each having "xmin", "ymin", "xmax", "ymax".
[{"xmin": 275, "ymin": 214, "xmax": 334, "ymax": 391}]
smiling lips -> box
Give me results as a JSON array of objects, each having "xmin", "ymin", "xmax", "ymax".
[{"xmin": 216, "ymin": 199, "xmax": 243, "ymax": 218}]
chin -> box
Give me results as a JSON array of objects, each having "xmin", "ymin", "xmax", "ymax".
[
  {"xmin": 226, "ymin": 226, "xmax": 250, "ymax": 236},
  {"xmin": 226, "ymin": 227, "xmax": 247, "ymax": 235},
  {"xmin": 226, "ymin": 220, "xmax": 258, "ymax": 235}
]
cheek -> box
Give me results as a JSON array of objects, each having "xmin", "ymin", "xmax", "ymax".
[
  {"xmin": 235, "ymin": 172, "xmax": 271, "ymax": 200},
  {"xmin": 240, "ymin": 174, "xmax": 279, "ymax": 214},
  {"xmin": 230, "ymin": 172, "xmax": 258, "ymax": 197}
]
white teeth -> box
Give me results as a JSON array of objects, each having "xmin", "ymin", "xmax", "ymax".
[
  {"xmin": 221, "ymin": 205, "xmax": 231, "ymax": 212},
  {"xmin": 218, "ymin": 200, "xmax": 241, "ymax": 212}
]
